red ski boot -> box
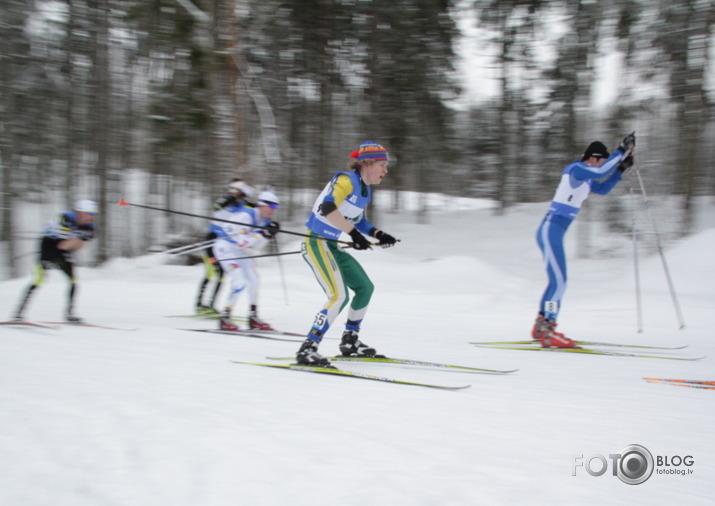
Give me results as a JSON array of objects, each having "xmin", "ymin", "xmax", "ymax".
[
  {"xmin": 533, "ymin": 316, "xmax": 576, "ymax": 348},
  {"xmin": 531, "ymin": 317, "xmax": 545, "ymax": 340},
  {"xmin": 249, "ymin": 311, "xmax": 274, "ymax": 331},
  {"xmin": 220, "ymin": 316, "xmax": 240, "ymax": 332}
]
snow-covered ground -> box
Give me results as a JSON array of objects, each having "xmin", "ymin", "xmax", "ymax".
[{"xmin": 1, "ymin": 197, "xmax": 713, "ymax": 505}]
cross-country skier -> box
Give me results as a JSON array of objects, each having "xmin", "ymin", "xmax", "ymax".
[
  {"xmin": 296, "ymin": 141, "xmax": 399, "ymax": 367},
  {"xmin": 212, "ymin": 188, "xmax": 280, "ymax": 331},
  {"xmin": 533, "ymin": 133, "xmax": 635, "ymax": 347},
  {"xmin": 194, "ymin": 179, "xmax": 256, "ymax": 314},
  {"xmin": 13, "ymin": 199, "xmax": 99, "ymax": 323}
]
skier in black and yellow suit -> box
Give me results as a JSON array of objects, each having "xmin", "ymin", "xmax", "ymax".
[{"xmin": 13, "ymin": 199, "xmax": 98, "ymax": 323}]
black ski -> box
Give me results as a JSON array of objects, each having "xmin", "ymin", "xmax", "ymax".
[
  {"xmin": 246, "ymin": 328, "xmax": 305, "ymax": 338},
  {"xmin": 183, "ymin": 328, "xmax": 303, "ymax": 342}
]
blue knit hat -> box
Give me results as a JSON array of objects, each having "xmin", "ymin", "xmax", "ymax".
[{"xmin": 350, "ymin": 141, "xmax": 389, "ymax": 161}]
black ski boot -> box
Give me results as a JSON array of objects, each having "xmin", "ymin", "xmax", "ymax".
[
  {"xmin": 296, "ymin": 339, "xmax": 332, "ymax": 368},
  {"xmin": 66, "ymin": 314, "xmax": 84, "ymax": 324},
  {"xmin": 339, "ymin": 330, "xmax": 378, "ymax": 357}
]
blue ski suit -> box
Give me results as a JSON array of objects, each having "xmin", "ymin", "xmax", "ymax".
[{"xmin": 537, "ymin": 148, "xmax": 627, "ymax": 320}]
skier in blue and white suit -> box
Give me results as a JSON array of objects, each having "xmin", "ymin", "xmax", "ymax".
[
  {"xmin": 195, "ymin": 179, "xmax": 256, "ymax": 314},
  {"xmin": 533, "ymin": 133, "xmax": 635, "ymax": 348},
  {"xmin": 212, "ymin": 189, "xmax": 280, "ymax": 332}
]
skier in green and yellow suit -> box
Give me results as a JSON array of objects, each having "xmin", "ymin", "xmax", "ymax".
[{"xmin": 297, "ymin": 141, "xmax": 399, "ymax": 367}]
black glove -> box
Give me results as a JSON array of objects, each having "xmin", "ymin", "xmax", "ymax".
[
  {"xmin": 618, "ymin": 132, "xmax": 636, "ymax": 153},
  {"xmin": 261, "ymin": 221, "xmax": 280, "ymax": 239},
  {"xmin": 348, "ymin": 228, "xmax": 371, "ymax": 250},
  {"xmin": 618, "ymin": 154, "xmax": 634, "ymax": 173},
  {"xmin": 374, "ymin": 230, "xmax": 398, "ymax": 247}
]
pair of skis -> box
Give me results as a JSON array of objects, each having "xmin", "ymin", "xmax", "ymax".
[
  {"xmin": 194, "ymin": 326, "xmax": 514, "ymax": 389},
  {"xmin": 167, "ymin": 313, "xmax": 246, "ymax": 322},
  {"xmin": 183, "ymin": 326, "xmax": 343, "ymax": 342},
  {"xmin": 183, "ymin": 327, "xmax": 304, "ymax": 342},
  {"xmin": 0, "ymin": 320, "xmax": 58, "ymax": 330},
  {"xmin": 234, "ymin": 360, "xmax": 478, "ymax": 390},
  {"xmin": 0, "ymin": 320, "xmax": 135, "ymax": 331},
  {"xmin": 470, "ymin": 340, "xmax": 704, "ymax": 361},
  {"xmin": 235, "ymin": 354, "xmax": 517, "ymax": 390},
  {"xmin": 644, "ymin": 377, "xmax": 715, "ymax": 391}
]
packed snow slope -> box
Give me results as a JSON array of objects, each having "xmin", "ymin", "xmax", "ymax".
[{"xmin": 1, "ymin": 198, "xmax": 714, "ymax": 505}]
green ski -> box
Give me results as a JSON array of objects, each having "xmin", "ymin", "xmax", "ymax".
[
  {"xmin": 470, "ymin": 340, "xmax": 687, "ymax": 350},
  {"xmin": 266, "ymin": 356, "xmax": 517, "ymax": 374},
  {"xmin": 233, "ymin": 361, "xmax": 471, "ymax": 390},
  {"xmin": 471, "ymin": 344, "xmax": 704, "ymax": 361}
]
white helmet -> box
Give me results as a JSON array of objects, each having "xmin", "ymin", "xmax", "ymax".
[
  {"xmin": 74, "ymin": 199, "xmax": 99, "ymax": 215},
  {"xmin": 257, "ymin": 189, "xmax": 279, "ymax": 208},
  {"xmin": 227, "ymin": 180, "xmax": 256, "ymax": 199}
]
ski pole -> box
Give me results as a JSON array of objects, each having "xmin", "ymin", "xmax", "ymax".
[
  {"xmin": 273, "ymin": 234, "xmax": 290, "ymax": 305},
  {"xmin": 627, "ymin": 176, "xmax": 644, "ymax": 333},
  {"xmin": 632, "ymin": 162, "xmax": 686, "ymax": 329},
  {"xmin": 620, "ymin": 136, "xmax": 645, "ymax": 332},
  {"xmin": 162, "ymin": 238, "xmax": 215, "ymax": 255},
  {"xmin": 169, "ymin": 242, "xmax": 215, "ymax": 256},
  {"xmin": 209, "ymin": 250, "xmax": 304, "ymax": 262},
  {"xmin": 118, "ymin": 199, "xmax": 353, "ymax": 246}
]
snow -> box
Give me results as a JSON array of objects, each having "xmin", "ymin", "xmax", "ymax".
[{"xmin": 1, "ymin": 198, "xmax": 714, "ymax": 505}]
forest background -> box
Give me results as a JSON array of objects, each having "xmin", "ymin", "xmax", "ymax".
[{"xmin": 1, "ymin": 0, "xmax": 713, "ymax": 278}]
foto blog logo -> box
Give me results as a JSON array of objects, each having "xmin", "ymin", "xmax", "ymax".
[
  {"xmin": 572, "ymin": 444, "xmax": 654, "ymax": 485},
  {"xmin": 572, "ymin": 444, "xmax": 694, "ymax": 485}
]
